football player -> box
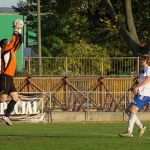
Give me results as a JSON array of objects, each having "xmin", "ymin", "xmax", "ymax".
[
  {"xmin": 119, "ymin": 55, "xmax": 150, "ymax": 137},
  {"xmin": 0, "ymin": 19, "xmax": 24, "ymax": 125}
]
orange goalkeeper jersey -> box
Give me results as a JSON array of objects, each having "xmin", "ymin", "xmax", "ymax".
[{"xmin": 1, "ymin": 33, "xmax": 22, "ymax": 77}]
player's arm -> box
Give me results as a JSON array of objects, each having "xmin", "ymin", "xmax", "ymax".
[
  {"xmin": 133, "ymin": 76, "xmax": 150, "ymax": 95},
  {"xmin": 13, "ymin": 33, "xmax": 23, "ymax": 52},
  {"xmin": 5, "ymin": 34, "xmax": 20, "ymax": 50},
  {"xmin": 129, "ymin": 76, "xmax": 139, "ymax": 92},
  {"xmin": 6, "ymin": 19, "xmax": 23, "ymax": 50}
]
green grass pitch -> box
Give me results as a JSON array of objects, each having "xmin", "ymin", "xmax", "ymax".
[{"xmin": 0, "ymin": 122, "xmax": 150, "ymax": 150}]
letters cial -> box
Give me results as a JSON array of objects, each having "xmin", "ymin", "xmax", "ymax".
[{"xmin": 0, "ymin": 100, "xmax": 41, "ymax": 115}]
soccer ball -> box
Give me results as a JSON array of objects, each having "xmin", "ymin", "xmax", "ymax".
[{"xmin": 13, "ymin": 19, "xmax": 24, "ymax": 29}]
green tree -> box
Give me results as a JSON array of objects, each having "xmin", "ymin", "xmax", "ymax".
[
  {"xmin": 61, "ymin": 40, "xmax": 111, "ymax": 75},
  {"xmin": 105, "ymin": 0, "xmax": 149, "ymax": 55},
  {"xmin": 14, "ymin": 0, "xmax": 149, "ymax": 57}
]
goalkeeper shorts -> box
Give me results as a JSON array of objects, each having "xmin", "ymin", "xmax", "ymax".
[{"xmin": 0, "ymin": 74, "xmax": 17, "ymax": 95}]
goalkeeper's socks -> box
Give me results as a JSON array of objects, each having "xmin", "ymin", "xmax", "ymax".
[{"xmin": 5, "ymin": 100, "xmax": 17, "ymax": 117}]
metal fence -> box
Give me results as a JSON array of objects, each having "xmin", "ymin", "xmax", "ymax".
[
  {"xmin": 49, "ymin": 91, "xmax": 132, "ymax": 112},
  {"xmin": 13, "ymin": 76, "xmax": 150, "ymax": 112},
  {"xmin": 16, "ymin": 91, "xmax": 132, "ymax": 112},
  {"xmin": 16, "ymin": 91, "xmax": 150, "ymax": 112},
  {"xmin": 14, "ymin": 76, "xmax": 135, "ymax": 111},
  {"xmin": 16, "ymin": 57, "xmax": 139, "ymax": 77}
]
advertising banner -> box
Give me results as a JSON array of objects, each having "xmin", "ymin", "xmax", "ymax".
[{"xmin": 0, "ymin": 93, "xmax": 44, "ymax": 122}]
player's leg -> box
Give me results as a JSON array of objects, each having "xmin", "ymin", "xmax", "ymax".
[
  {"xmin": 130, "ymin": 108, "xmax": 146, "ymax": 138},
  {"xmin": 0, "ymin": 75, "xmax": 13, "ymax": 125},
  {"xmin": 125, "ymin": 103, "xmax": 143, "ymax": 129},
  {"xmin": 0, "ymin": 94, "xmax": 9, "ymax": 103},
  {"xmin": 0, "ymin": 75, "xmax": 8, "ymax": 102},
  {"xmin": 2, "ymin": 92, "xmax": 20, "ymax": 126},
  {"xmin": 119, "ymin": 104, "xmax": 138, "ymax": 137},
  {"xmin": 2, "ymin": 75, "xmax": 19, "ymax": 126},
  {"xmin": 5, "ymin": 92, "xmax": 19, "ymax": 117},
  {"xmin": 131, "ymin": 95, "xmax": 150, "ymax": 137},
  {"xmin": 127, "ymin": 104, "xmax": 139, "ymax": 134},
  {"xmin": 120, "ymin": 94, "xmax": 148, "ymax": 137},
  {"xmin": 0, "ymin": 94, "xmax": 13, "ymax": 125}
]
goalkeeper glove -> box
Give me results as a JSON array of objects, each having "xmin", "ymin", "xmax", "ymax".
[{"xmin": 13, "ymin": 19, "xmax": 24, "ymax": 34}]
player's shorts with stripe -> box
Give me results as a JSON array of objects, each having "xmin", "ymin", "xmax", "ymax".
[
  {"xmin": 0, "ymin": 74, "xmax": 17, "ymax": 94},
  {"xmin": 131, "ymin": 94, "xmax": 150, "ymax": 110}
]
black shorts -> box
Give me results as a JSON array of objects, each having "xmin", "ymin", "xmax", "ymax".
[{"xmin": 0, "ymin": 74, "xmax": 17, "ymax": 95}]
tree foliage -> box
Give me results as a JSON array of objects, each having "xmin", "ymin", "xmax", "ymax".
[
  {"xmin": 60, "ymin": 40, "xmax": 111, "ymax": 76},
  {"xmin": 13, "ymin": 0, "xmax": 150, "ymax": 57},
  {"xmin": 105, "ymin": 0, "xmax": 149, "ymax": 55}
]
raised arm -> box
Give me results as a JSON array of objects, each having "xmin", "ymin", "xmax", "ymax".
[{"xmin": 5, "ymin": 19, "xmax": 24, "ymax": 51}]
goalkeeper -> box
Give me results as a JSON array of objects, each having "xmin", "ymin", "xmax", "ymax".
[{"xmin": 0, "ymin": 19, "xmax": 24, "ymax": 126}]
